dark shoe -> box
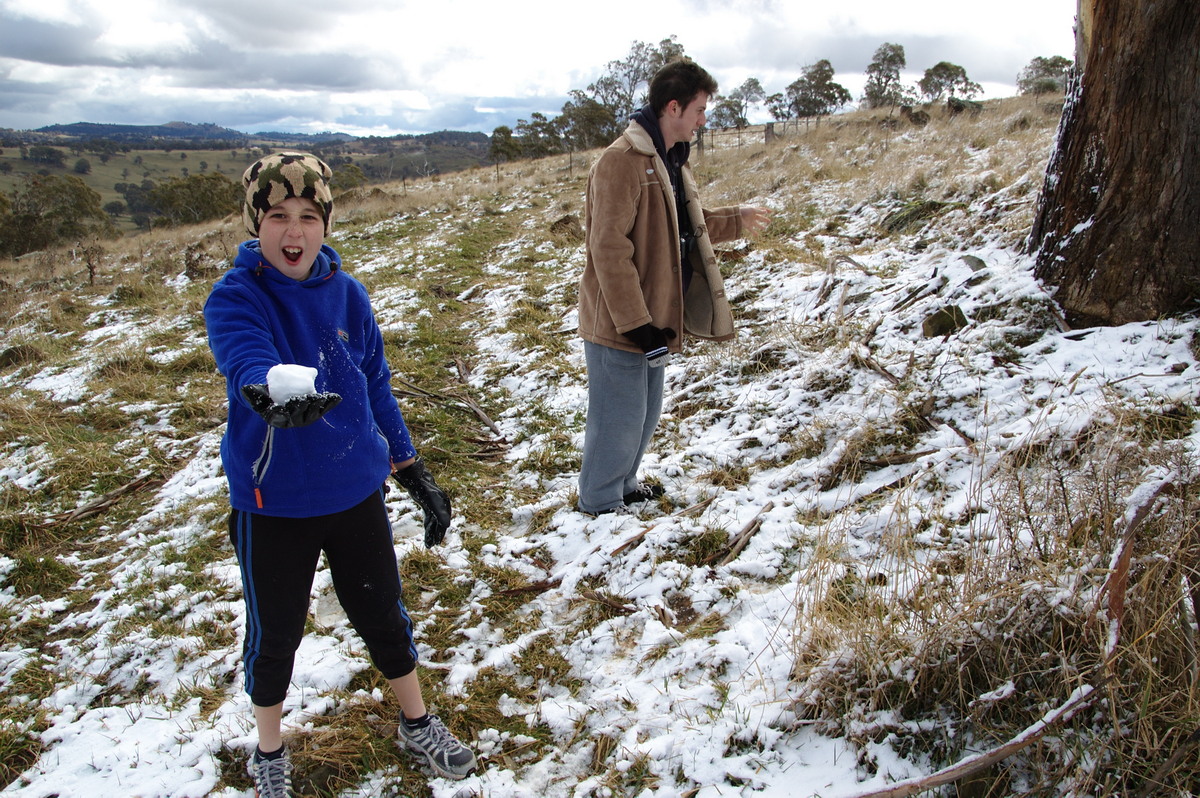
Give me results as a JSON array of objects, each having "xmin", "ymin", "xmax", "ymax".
[
  {"xmin": 398, "ymin": 714, "xmax": 477, "ymax": 780},
  {"xmin": 623, "ymin": 484, "xmax": 665, "ymax": 505}
]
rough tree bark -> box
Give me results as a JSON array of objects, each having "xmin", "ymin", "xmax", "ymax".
[{"xmin": 1028, "ymin": 0, "xmax": 1200, "ymax": 327}]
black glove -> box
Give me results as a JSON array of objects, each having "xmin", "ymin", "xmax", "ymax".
[
  {"xmin": 392, "ymin": 457, "xmax": 452, "ymax": 547},
  {"xmin": 623, "ymin": 323, "xmax": 677, "ymax": 353},
  {"xmin": 241, "ymin": 384, "xmax": 342, "ymax": 429}
]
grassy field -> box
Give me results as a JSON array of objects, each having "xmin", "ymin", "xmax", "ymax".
[
  {"xmin": 0, "ymin": 137, "xmax": 489, "ymax": 233},
  {"xmin": 0, "ymin": 145, "xmax": 261, "ymax": 228},
  {"xmin": 1, "ymin": 96, "xmax": 1198, "ymax": 796}
]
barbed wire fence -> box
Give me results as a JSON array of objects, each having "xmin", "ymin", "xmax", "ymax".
[{"xmin": 698, "ymin": 118, "xmax": 826, "ymax": 152}]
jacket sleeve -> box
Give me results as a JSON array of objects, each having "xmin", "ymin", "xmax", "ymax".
[
  {"xmin": 586, "ymin": 149, "xmax": 654, "ymax": 333},
  {"xmin": 702, "ymin": 205, "xmax": 744, "ymax": 245},
  {"xmin": 203, "ymin": 282, "xmax": 278, "ymax": 404},
  {"xmin": 357, "ymin": 294, "xmax": 418, "ymax": 464}
]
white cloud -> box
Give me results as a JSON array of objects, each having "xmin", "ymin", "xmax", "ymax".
[{"xmin": 0, "ymin": 0, "xmax": 1077, "ymax": 134}]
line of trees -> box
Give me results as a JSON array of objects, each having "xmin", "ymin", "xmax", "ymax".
[
  {"xmin": 493, "ymin": 39, "xmax": 1072, "ymax": 162},
  {"xmin": 0, "ymin": 171, "xmax": 246, "ymax": 257}
]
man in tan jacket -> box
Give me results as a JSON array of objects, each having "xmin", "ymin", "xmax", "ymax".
[{"xmin": 577, "ymin": 58, "xmax": 770, "ymax": 516}]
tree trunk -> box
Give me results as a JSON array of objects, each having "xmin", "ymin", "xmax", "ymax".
[{"xmin": 1028, "ymin": 0, "xmax": 1200, "ymax": 327}]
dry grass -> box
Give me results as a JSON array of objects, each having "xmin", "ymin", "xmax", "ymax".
[
  {"xmin": 787, "ymin": 397, "xmax": 1200, "ymax": 795},
  {"xmin": 6, "ymin": 96, "xmax": 1196, "ymax": 795}
]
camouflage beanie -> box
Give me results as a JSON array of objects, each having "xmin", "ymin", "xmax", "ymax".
[{"xmin": 242, "ymin": 152, "xmax": 334, "ymax": 237}]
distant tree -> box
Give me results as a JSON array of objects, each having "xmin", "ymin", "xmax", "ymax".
[
  {"xmin": 558, "ymin": 92, "xmax": 619, "ymax": 150},
  {"xmin": 73, "ymin": 158, "xmax": 91, "ymax": 175},
  {"xmin": 0, "ymin": 174, "xmax": 116, "ymax": 256},
  {"xmin": 489, "ymin": 126, "xmax": 521, "ymax": 165},
  {"xmin": 582, "ymin": 36, "xmax": 687, "ymax": 125},
  {"xmin": 0, "ymin": 162, "xmax": 12, "ymax": 176},
  {"xmin": 148, "ymin": 172, "xmax": 240, "ymax": 227},
  {"xmin": 27, "ymin": 145, "xmax": 67, "ymax": 168},
  {"xmin": 712, "ymin": 78, "xmax": 766, "ymax": 129},
  {"xmin": 1028, "ymin": 0, "xmax": 1198, "ymax": 325},
  {"xmin": 1017, "ymin": 55, "xmax": 1073, "ymax": 95},
  {"xmin": 514, "ymin": 112, "xmax": 564, "ymax": 158},
  {"xmin": 918, "ymin": 62, "xmax": 982, "ymax": 101},
  {"xmin": 331, "ymin": 163, "xmax": 367, "ymax": 191},
  {"xmin": 771, "ymin": 60, "xmax": 852, "ymax": 120},
  {"xmin": 104, "ymin": 200, "xmax": 126, "ymax": 217},
  {"xmin": 863, "ymin": 43, "xmax": 907, "ymax": 108},
  {"xmin": 708, "ymin": 99, "xmax": 741, "ymax": 130}
]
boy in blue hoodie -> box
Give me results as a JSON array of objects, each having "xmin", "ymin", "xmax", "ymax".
[{"xmin": 204, "ymin": 152, "xmax": 476, "ymax": 796}]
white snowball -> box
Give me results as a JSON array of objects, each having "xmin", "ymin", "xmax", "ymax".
[{"xmin": 267, "ymin": 364, "xmax": 318, "ymax": 403}]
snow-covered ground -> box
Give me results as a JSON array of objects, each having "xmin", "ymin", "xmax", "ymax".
[{"xmin": 2, "ymin": 116, "xmax": 1197, "ymax": 797}]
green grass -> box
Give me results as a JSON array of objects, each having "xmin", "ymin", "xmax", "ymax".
[
  {"xmin": 0, "ymin": 148, "xmax": 257, "ymax": 232},
  {"xmin": 0, "ymin": 660, "xmax": 53, "ymax": 787}
]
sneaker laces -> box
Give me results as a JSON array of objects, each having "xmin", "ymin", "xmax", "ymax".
[
  {"xmin": 417, "ymin": 715, "xmax": 463, "ymax": 753},
  {"xmin": 405, "ymin": 715, "xmax": 472, "ymax": 768},
  {"xmin": 249, "ymin": 750, "xmax": 292, "ymax": 798}
]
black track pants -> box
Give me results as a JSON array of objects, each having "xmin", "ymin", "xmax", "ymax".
[{"xmin": 228, "ymin": 486, "xmax": 418, "ymax": 707}]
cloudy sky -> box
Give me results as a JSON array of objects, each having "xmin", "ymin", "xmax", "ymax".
[{"xmin": 0, "ymin": 0, "xmax": 1077, "ymax": 137}]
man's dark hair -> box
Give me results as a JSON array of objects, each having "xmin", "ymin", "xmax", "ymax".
[{"xmin": 648, "ymin": 58, "xmax": 719, "ymax": 115}]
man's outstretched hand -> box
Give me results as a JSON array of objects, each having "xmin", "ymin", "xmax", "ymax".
[{"xmin": 740, "ymin": 206, "xmax": 772, "ymax": 237}]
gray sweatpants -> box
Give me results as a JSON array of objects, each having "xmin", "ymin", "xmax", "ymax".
[{"xmin": 578, "ymin": 340, "xmax": 666, "ymax": 514}]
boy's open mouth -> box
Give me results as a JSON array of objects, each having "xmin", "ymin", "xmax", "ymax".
[{"xmin": 282, "ymin": 247, "xmax": 304, "ymax": 265}]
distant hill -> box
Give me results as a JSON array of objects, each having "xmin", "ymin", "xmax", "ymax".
[
  {"xmin": 247, "ymin": 130, "xmax": 358, "ymax": 145},
  {"xmin": 36, "ymin": 121, "xmax": 250, "ymax": 144},
  {"xmin": 29, "ymin": 122, "xmax": 487, "ymax": 151},
  {"xmin": 0, "ymin": 122, "xmax": 495, "ymax": 222}
]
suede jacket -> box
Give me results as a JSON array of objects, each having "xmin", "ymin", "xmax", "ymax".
[{"xmin": 579, "ymin": 118, "xmax": 744, "ymax": 354}]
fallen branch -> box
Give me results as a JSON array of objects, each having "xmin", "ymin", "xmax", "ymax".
[
  {"xmin": 496, "ymin": 499, "xmax": 719, "ymax": 597},
  {"xmin": 393, "ymin": 378, "xmax": 506, "ymax": 441},
  {"xmin": 851, "ymin": 346, "xmax": 901, "ymax": 385},
  {"xmin": 39, "ymin": 474, "xmax": 164, "ymax": 528},
  {"xmin": 845, "ymin": 684, "xmax": 1103, "ymax": 798},
  {"xmin": 828, "ymin": 254, "xmax": 870, "ymax": 274},
  {"xmin": 609, "ymin": 497, "xmax": 715, "ymax": 556},
  {"xmin": 941, "ymin": 417, "xmax": 976, "ymax": 446},
  {"xmin": 712, "ymin": 501, "xmax": 775, "ymax": 566},
  {"xmin": 861, "ymin": 450, "xmax": 937, "ymax": 468},
  {"xmin": 577, "ymin": 589, "xmax": 635, "ymax": 615},
  {"xmin": 1095, "ymin": 476, "xmax": 1175, "ymax": 666},
  {"xmin": 497, "ymin": 577, "xmax": 562, "ymax": 597},
  {"xmin": 1134, "ymin": 727, "xmax": 1200, "ymax": 798}
]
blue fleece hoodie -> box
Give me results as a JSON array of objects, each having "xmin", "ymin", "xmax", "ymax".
[{"xmin": 204, "ymin": 240, "xmax": 417, "ymax": 518}]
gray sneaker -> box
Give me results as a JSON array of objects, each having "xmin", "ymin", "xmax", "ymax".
[
  {"xmin": 247, "ymin": 746, "xmax": 293, "ymax": 798},
  {"xmin": 398, "ymin": 714, "xmax": 477, "ymax": 780}
]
